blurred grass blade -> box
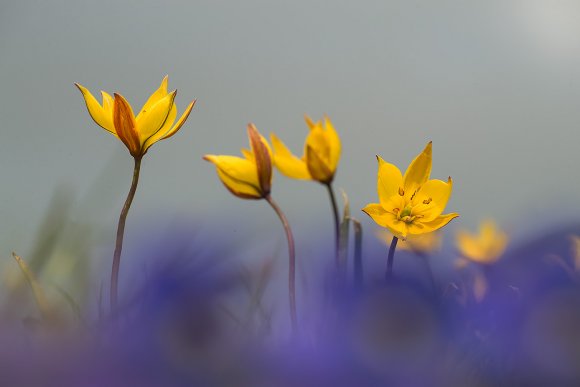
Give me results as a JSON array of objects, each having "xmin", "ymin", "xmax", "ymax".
[
  {"xmin": 11, "ymin": 252, "xmax": 52, "ymax": 320},
  {"xmin": 338, "ymin": 190, "xmax": 351, "ymax": 281},
  {"xmin": 53, "ymin": 284, "xmax": 83, "ymax": 324},
  {"xmin": 350, "ymin": 217, "xmax": 363, "ymax": 290}
]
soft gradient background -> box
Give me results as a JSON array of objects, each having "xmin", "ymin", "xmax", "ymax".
[{"xmin": 1, "ymin": 0, "xmax": 580, "ymax": 262}]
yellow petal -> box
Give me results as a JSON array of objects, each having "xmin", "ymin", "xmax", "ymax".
[
  {"xmin": 113, "ymin": 93, "xmax": 140, "ymax": 157},
  {"xmin": 248, "ymin": 123, "xmax": 272, "ymax": 195},
  {"xmin": 136, "ymin": 75, "xmax": 169, "ymax": 120},
  {"xmin": 75, "ymin": 83, "xmax": 116, "ymax": 134},
  {"xmin": 362, "ymin": 203, "xmax": 408, "ymax": 239},
  {"xmin": 162, "ymin": 99, "xmax": 196, "ymax": 140},
  {"xmin": 101, "ymin": 91, "xmax": 114, "ymax": 113},
  {"xmin": 203, "ymin": 155, "xmax": 262, "ymax": 199},
  {"xmin": 304, "ymin": 114, "xmax": 319, "ymax": 130},
  {"xmin": 270, "ymin": 133, "xmax": 310, "ymax": 180},
  {"xmin": 136, "ymin": 91, "xmax": 176, "ymax": 145},
  {"xmin": 241, "ymin": 148, "xmax": 254, "ymax": 160},
  {"xmin": 412, "ymin": 177, "xmax": 453, "ymax": 221},
  {"xmin": 403, "ymin": 141, "xmax": 432, "ymax": 195},
  {"xmin": 323, "ymin": 116, "xmax": 341, "ymax": 173},
  {"xmin": 376, "ymin": 155, "xmax": 403, "ymax": 210},
  {"xmin": 142, "ymin": 104, "xmax": 178, "ymax": 152},
  {"xmin": 409, "ymin": 213, "xmax": 458, "ymax": 236},
  {"xmin": 306, "ymin": 145, "xmax": 333, "ymax": 183}
]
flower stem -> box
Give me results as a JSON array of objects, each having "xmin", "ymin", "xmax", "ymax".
[
  {"xmin": 386, "ymin": 236, "xmax": 398, "ymax": 281},
  {"xmin": 351, "ymin": 218, "xmax": 363, "ymax": 291},
  {"xmin": 325, "ymin": 183, "xmax": 340, "ymax": 269},
  {"xmin": 265, "ymin": 195, "xmax": 297, "ymax": 332},
  {"xmin": 111, "ymin": 156, "xmax": 142, "ymax": 316}
]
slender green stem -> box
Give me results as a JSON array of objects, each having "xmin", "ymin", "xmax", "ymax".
[
  {"xmin": 265, "ymin": 195, "xmax": 297, "ymax": 332},
  {"xmin": 325, "ymin": 183, "xmax": 340, "ymax": 269},
  {"xmin": 386, "ymin": 236, "xmax": 398, "ymax": 281},
  {"xmin": 111, "ymin": 156, "xmax": 142, "ymax": 315},
  {"xmin": 351, "ymin": 218, "xmax": 363, "ymax": 290}
]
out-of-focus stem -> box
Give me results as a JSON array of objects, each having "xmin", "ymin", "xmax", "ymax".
[
  {"xmin": 111, "ymin": 156, "xmax": 141, "ymax": 316},
  {"xmin": 325, "ymin": 183, "xmax": 340, "ymax": 269},
  {"xmin": 386, "ymin": 236, "xmax": 398, "ymax": 281},
  {"xmin": 351, "ymin": 218, "xmax": 363, "ymax": 290},
  {"xmin": 265, "ymin": 194, "xmax": 297, "ymax": 332}
]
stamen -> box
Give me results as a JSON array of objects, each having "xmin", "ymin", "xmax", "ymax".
[{"xmin": 393, "ymin": 208, "xmax": 400, "ymax": 214}]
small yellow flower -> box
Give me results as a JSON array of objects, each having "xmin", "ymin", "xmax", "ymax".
[
  {"xmin": 270, "ymin": 115, "xmax": 341, "ymax": 184},
  {"xmin": 376, "ymin": 229, "xmax": 442, "ymax": 254},
  {"xmin": 456, "ymin": 220, "xmax": 508, "ymax": 264},
  {"xmin": 362, "ymin": 142, "xmax": 458, "ymax": 240},
  {"xmin": 75, "ymin": 76, "xmax": 195, "ymax": 158},
  {"xmin": 204, "ymin": 124, "xmax": 272, "ymax": 199}
]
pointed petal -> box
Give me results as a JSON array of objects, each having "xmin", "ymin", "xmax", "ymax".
[
  {"xmin": 136, "ymin": 75, "xmax": 169, "ymax": 120},
  {"xmin": 323, "ymin": 116, "xmax": 341, "ymax": 173},
  {"xmin": 161, "ymin": 99, "xmax": 196, "ymax": 140},
  {"xmin": 270, "ymin": 133, "xmax": 310, "ymax": 180},
  {"xmin": 136, "ymin": 90, "xmax": 176, "ymax": 145},
  {"xmin": 248, "ymin": 123, "xmax": 272, "ymax": 195},
  {"xmin": 241, "ymin": 148, "xmax": 254, "ymax": 160},
  {"xmin": 304, "ymin": 114, "xmax": 318, "ymax": 130},
  {"xmin": 403, "ymin": 141, "xmax": 432, "ymax": 195},
  {"xmin": 113, "ymin": 93, "xmax": 140, "ymax": 156},
  {"xmin": 203, "ymin": 155, "xmax": 262, "ymax": 199},
  {"xmin": 412, "ymin": 177, "xmax": 453, "ymax": 221},
  {"xmin": 410, "ymin": 213, "xmax": 458, "ymax": 236},
  {"xmin": 376, "ymin": 155, "xmax": 404, "ymax": 209},
  {"xmin": 142, "ymin": 104, "xmax": 177, "ymax": 152},
  {"xmin": 75, "ymin": 83, "xmax": 116, "ymax": 134}
]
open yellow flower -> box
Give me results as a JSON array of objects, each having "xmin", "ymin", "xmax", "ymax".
[
  {"xmin": 362, "ymin": 142, "xmax": 458, "ymax": 240},
  {"xmin": 270, "ymin": 115, "xmax": 341, "ymax": 184},
  {"xmin": 204, "ymin": 124, "xmax": 272, "ymax": 200},
  {"xmin": 456, "ymin": 220, "xmax": 508, "ymax": 264},
  {"xmin": 75, "ymin": 76, "xmax": 195, "ymax": 158}
]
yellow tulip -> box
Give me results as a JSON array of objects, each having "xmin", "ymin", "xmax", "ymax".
[
  {"xmin": 204, "ymin": 124, "xmax": 298, "ymax": 330},
  {"xmin": 75, "ymin": 76, "xmax": 195, "ymax": 158},
  {"xmin": 362, "ymin": 142, "xmax": 458, "ymax": 240},
  {"xmin": 270, "ymin": 115, "xmax": 341, "ymax": 184},
  {"xmin": 204, "ymin": 124, "xmax": 272, "ymax": 199},
  {"xmin": 456, "ymin": 220, "xmax": 508, "ymax": 264}
]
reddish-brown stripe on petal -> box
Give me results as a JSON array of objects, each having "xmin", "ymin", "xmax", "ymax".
[
  {"xmin": 247, "ymin": 123, "xmax": 272, "ymax": 196},
  {"xmin": 113, "ymin": 94, "xmax": 141, "ymax": 157}
]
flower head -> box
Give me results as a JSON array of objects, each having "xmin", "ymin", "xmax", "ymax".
[
  {"xmin": 456, "ymin": 220, "xmax": 508, "ymax": 264},
  {"xmin": 270, "ymin": 115, "xmax": 341, "ymax": 184},
  {"xmin": 75, "ymin": 76, "xmax": 195, "ymax": 158},
  {"xmin": 204, "ymin": 124, "xmax": 272, "ymax": 200},
  {"xmin": 362, "ymin": 142, "xmax": 458, "ymax": 240}
]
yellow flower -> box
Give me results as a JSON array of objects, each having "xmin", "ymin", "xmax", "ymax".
[
  {"xmin": 456, "ymin": 220, "xmax": 508, "ymax": 264},
  {"xmin": 270, "ymin": 115, "xmax": 341, "ymax": 184},
  {"xmin": 362, "ymin": 142, "xmax": 458, "ymax": 240},
  {"xmin": 376, "ymin": 229, "xmax": 442, "ymax": 254},
  {"xmin": 204, "ymin": 124, "xmax": 272, "ymax": 199},
  {"xmin": 75, "ymin": 76, "xmax": 195, "ymax": 158}
]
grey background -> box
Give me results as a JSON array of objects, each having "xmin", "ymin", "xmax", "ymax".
[{"xmin": 1, "ymin": 0, "xmax": 580, "ymax": 262}]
